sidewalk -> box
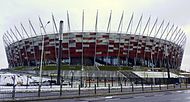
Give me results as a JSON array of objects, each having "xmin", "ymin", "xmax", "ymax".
[
  {"xmin": 1, "ymin": 86, "xmax": 189, "ymax": 102},
  {"xmin": 0, "ymin": 84, "xmax": 166, "ymax": 93}
]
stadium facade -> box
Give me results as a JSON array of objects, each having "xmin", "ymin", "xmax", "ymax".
[{"xmin": 2, "ymin": 12, "xmax": 186, "ymax": 70}]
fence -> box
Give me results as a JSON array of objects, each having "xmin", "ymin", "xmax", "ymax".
[{"xmin": 0, "ymin": 77, "xmax": 189, "ymax": 101}]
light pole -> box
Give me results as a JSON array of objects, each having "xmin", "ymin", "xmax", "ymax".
[
  {"xmin": 38, "ymin": 20, "xmax": 50, "ymax": 96},
  {"xmin": 80, "ymin": 67, "xmax": 84, "ymax": 87},
  {"xmin": 39, "ymin": 21, "xmax": 50, "ymax": 84},
  {"xmin": 57, "ymin": 20, "xmax": 64, "ymax": 85},
  {"xmin": 165, "ymin": 45, "xmax": 170, "ymax": 84}
]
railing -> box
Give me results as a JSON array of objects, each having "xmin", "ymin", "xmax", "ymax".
[{"xmin": 0, "ymin": 77, "xmax": 189, "ymax": 101}]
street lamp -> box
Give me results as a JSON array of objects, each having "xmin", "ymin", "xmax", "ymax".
[
  {"xmin": 57, "ymin": 20, "xmax": 64, "ymax": 85},
  {"xmin": 164, "ymin": 45, "xmax": 170, "ymax": 84},
  {"xmin": 80, "ymin": 67, "xmax": 84, "ymax": 87},
  {"xmin": 39, "ymin": 21, "xmax": 50, "ymax": 83},
  {"xmin": 38, "ymin": 20, "xmax": 50, "ymax": 96}
]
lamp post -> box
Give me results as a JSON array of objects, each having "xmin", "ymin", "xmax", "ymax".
[
  {"xmin": 81, "ymin": 67, "xmax": 84, "ymax": 87},
  {"xmin": 165, "ymin": 45, "xmax": 170, "ymax": 84},
  {"xmin": 38, "ymin": 20, "xmax": 50, "ymax": 96},
  {"xmin": 39, "ymin": 21, "xmax": 50, "ymax": 83},
  {"xmin": 57, "ymin": 20, "xmax": 64, "ymax": 85}
]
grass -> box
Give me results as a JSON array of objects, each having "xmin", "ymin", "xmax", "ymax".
[
  {"xmin": 13, "ymin": 66, "xmax": 27, "ymax": 70},
  {"xmin": 98, "ymin": 66, "xmax": 133, "ymax": 71},
  {"xmin": 33, "ymin": 65, "xmax": 82, "ymax": 70},
  {"xmin": 18, "ymin": 65, "xmax": 134, "ymax": 71},
  {"xmin": 133, "ymin": 67, "xmax": 149, "ymax": 71},
  {"xmin": 13, "ymin": 65, "xmax": 151, "ymax": 71}
]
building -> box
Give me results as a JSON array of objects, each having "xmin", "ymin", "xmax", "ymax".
[{"xmin": 2, "ymin": 12, "xmax": 186, "ymax": 70}]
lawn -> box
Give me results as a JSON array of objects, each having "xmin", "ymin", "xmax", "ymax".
[
  {"xmin": 98, "ymin": 66, "xmax": 133, "ymax": 71},
  {"xmin": 33, "ymin": 65, "xmax": 82, "ymax": 70}
]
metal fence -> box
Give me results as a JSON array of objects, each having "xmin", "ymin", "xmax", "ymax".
[{"xmin": 0, "ymin": 77, "xmax": 189, "ymax": 101}]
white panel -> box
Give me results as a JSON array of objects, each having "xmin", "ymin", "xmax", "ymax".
[
  {"xmin": 62, "ymin": 48, "xmax": 68, "ymax": 50},
  {"xmin": 76, "ymin": 49, "xmax": 82, "ymax": 52},
  {"xmin": 108, "ymin": 49, "xmax": 113, "ymax": 52},
  {"xmin": 45, "ymin": 51, "xmax": 51, "ymax": 54},
  {"xmin": 109, "ymin": 45, "xmax": 114, "ymax": 47},
  {"xmin": 114, "ymin": 48, "xmax": 118, "ymax": 50},
  {"xmin": 96, "ymin": 52, "xmax": 102, "ymax": 54},
  {"xmin": 69, "ymin": 43, "xmax": 76, "ymax": 47}
]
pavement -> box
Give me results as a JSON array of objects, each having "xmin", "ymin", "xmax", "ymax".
[
  {"xmin": 0, "ymin": 84, "xmax": 189, "ymax": 102},
  {"xmin": 33, "ymin": 90, "xmax": 190, "ymax": 102},
  {"xmin": 0, "ymin": 84, "xmax": 163, "ymax": 92}
]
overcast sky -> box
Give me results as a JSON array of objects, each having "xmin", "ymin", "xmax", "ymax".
[{"xmin": 0, "ymin": 0, "xmax": 190, "ymax": 71}]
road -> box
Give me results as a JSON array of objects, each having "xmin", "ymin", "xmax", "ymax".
[{"xmin": 35, "ymin": 90, "xmax": 190, "ymax": 102}]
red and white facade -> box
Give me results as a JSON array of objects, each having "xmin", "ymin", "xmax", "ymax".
[{"xmin": 4, "ymin": 32, "xmax": 185, "ymax": 69}]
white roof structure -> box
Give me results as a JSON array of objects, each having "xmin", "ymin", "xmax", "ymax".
[{"xmin": 133, "ymin": 71, "xmax": 185, "ymax": 78}]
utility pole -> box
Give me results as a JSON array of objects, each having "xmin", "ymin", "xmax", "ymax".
[{"xmin": 57, "ymin": 20, "xmax": 64, "ymax": 85}]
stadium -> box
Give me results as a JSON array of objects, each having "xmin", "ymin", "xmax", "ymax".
[{"xmin": 3, "ymin": 12, "xmax": 186, "ymax": 71}]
